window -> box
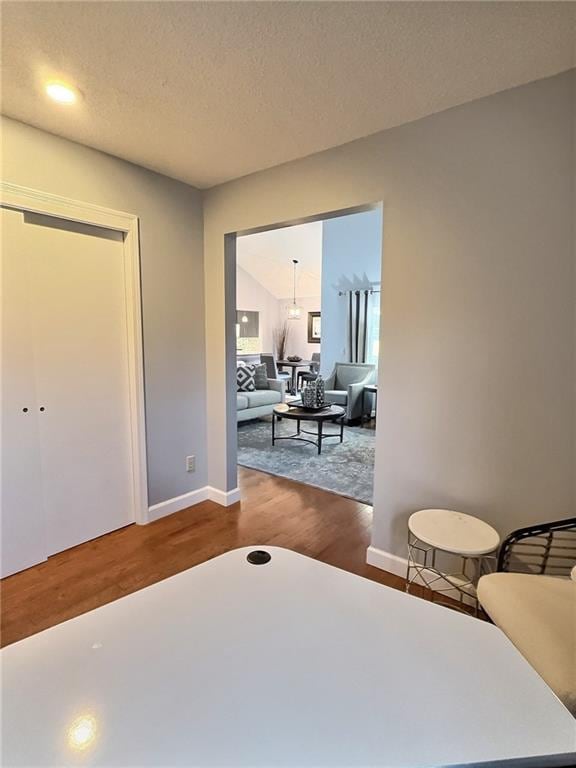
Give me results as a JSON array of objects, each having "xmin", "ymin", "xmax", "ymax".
[{"xmin": 236, "ymin": 310, "xmax": 260, "ymax": 353}]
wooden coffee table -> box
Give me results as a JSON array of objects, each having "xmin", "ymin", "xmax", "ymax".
[{"xmin": 272, "ymin": 403, "xmax": 345, "ymax": 455}]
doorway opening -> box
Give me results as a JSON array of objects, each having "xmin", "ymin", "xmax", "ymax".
[{"xmin": 231, "ymin": 205, "xmax": 383, "ymax": 505}]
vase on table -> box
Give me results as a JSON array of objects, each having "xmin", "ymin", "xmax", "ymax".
[
  {"xmin": 314, "ymin": 375, "xmax": 325, "ymax": 407},
  {"xmin": 301, "ymin": 382, "xmax": 315, "ymax": 408},
  {"xmin": 302, "ymin": 376, "xmax": 325, "ymax": 408}
]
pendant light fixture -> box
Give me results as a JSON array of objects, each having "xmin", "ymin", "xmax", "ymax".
[{"xmin": 287, "ymin": 259, "xmax": 301, "ymax": 320}]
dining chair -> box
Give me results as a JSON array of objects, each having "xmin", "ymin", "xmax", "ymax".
[
  {"xmin": 261, "ymin": 353, "xmax": 291, "ymax": 383},
  {"xmin": 297, "ymin": 352, "xmax": 321, "ymax": 390}
]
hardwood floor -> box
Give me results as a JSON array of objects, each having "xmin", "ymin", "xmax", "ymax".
[{"xmin": 1, "ymin": 467, "xmax": 408, "ymax": 648}]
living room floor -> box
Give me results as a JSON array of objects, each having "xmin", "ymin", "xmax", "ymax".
[
  {"xmin": 237, "ymin": 416, "xmax": 376, "ymax": 504},
  {"xmin": 0, "ymin": 467, "xmax": 406, "ymax": 648}
]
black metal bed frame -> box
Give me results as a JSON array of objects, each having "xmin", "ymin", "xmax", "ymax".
[{"xmin": 497, "ymin": 516, "xmax": 576, "ymax": 576}]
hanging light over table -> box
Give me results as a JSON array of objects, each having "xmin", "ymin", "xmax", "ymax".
[{"xmin": 287, "ymin": 259, "xmax": 301, "ymax": 320}]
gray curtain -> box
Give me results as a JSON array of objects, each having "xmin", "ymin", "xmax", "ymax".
[{"xmin": 347, "ymin": 290, "xmax": 370, "ymax": 363}]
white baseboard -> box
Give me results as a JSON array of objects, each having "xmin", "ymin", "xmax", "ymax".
[
  {"xmin": 147, "ymin": 486, "xmax": 241, "ymax": 522},
  {"xmin": 147, "ymin": 488, "xmax": 210, "ymax": 522},
  {"xmin": 366, "ymin": 545, "xmax": 475, "ymax": 606},
  {"xmin": 206, "ymin": 486, "xmax": 241, "ymax": 506},
  {"xmin": 366, "ymin": 545, "xmax": 408, "ymax": 577}
]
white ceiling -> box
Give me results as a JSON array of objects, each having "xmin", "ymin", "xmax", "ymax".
[
  {"xmin": 1, "ymin": 2, "xmax": 574, "ymax": 189},
  {"xmin": 237, "ymin": 222, "xmax": 322, "ymax": 299}
]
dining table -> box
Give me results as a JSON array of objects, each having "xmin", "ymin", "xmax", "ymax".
[{"xmin": 277, "ymin": 358, "xmax": 315, "ymax": 394}]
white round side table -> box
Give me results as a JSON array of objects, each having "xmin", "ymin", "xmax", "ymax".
[{"xmin": 406, "ymin": 509, "xmax": 500, "ymax": 615}]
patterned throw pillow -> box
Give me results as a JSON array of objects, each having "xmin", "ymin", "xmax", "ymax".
[
  {"xmin": 253, "ymin": 363, "xmax": 269, "ymax": 390},
  {"xmin": 237, "ymin": 364, "xmax": 256, "ymax": 392}
]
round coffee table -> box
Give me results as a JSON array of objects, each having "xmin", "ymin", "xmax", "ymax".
[
  {"xmin": 406, "ymin": 508, "xmax": 500, "ymax": 615},
  {"xmin": 272, "ymin": 403, "xmax": 345, "ymax": 455}
]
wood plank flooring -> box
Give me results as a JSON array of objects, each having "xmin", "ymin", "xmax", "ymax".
[{"xmin": 1, "ymin": 467, "xmax": 408, "ymax": 648}]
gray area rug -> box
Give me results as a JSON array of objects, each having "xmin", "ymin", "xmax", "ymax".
[{"xmin": 237, "ymin": 416, "xmax": 375, "ymax": 504}]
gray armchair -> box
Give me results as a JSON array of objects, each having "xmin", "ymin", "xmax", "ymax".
[{"xmin": 324, "ymin": 362, "xmax": 376, "ymax": 422}]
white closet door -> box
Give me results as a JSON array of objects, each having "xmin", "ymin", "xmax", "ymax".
[
  {"xmin": 1, "ymin": 208, "xmax": 47, "ymax": 576},
  {"xmin": 29, "ymin": 213, "xmax": 135, "ymax": 555},
  {"xmin": 4, "ymin": 209, "xmax": 136, "ymax": 563}
]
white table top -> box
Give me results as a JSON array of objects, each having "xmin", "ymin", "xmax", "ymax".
[
  {"xmin": 2, "ymin": 547, "xmax": 574, "ymax": 767},
  {"xmin": 409, "ymin": 508, "xmax": 501, "ymax": 556}
]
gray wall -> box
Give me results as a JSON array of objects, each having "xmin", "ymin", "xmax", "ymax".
[
  {"xmin": 321, "ymin": 209, "xmax": 382, "ymax": 376},
  {"xmin": 204, "ymin": 70, "xmax": 575, "ymax": 557},
  {"xmin": 2, "ymin": 116, "xmax": 207, "ymax": 506}
]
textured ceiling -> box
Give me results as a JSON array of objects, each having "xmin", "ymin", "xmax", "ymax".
[
  {"xmin": 1, "ymin": 2, "xmax": 574, "ymax": 188},
  {"xmin": 237, "ymin": 222, "xmax": 322, "ymax": 299}
]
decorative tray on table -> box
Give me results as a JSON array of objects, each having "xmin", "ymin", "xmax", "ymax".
[{"xmin": 289, "ymin": 401, "xmax": 333, "ymax": 412}]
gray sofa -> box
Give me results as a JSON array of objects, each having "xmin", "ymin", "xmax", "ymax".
[
  {"xmin": 324, "ymin": 362, "xmax": 376, "ymax": 422},
  {"xmin": 237, "ymin": 378, "xmax": 286, "ymax": 422}
]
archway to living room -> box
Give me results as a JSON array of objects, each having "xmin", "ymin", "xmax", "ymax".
[{"xmin": 228, "ymin": 204, "xmax": 383, "ymax": 509}]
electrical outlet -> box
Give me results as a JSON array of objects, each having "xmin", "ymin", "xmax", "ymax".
[{"xmin": 186, "ymin": 455, "xmax": 195, "ymax": 473}]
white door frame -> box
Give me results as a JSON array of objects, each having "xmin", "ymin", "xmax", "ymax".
[{"xmin": 1, "ymin": 181, "xmax": 149, "ymax": 524}]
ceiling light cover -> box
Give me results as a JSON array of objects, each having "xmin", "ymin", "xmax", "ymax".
[
  {"xmin": 287, "ymin": 305, "xmax": 301, "ymax": 320},
  {"xmin": 67, "ymin": 714, "xmax": 97, "ymax": 751},
  {"xmin": 45, "ymin": 81, "xmax": 78, "ymax": 104}
]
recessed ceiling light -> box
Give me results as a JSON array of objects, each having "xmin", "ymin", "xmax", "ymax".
[
  {"xmin": 45, "ymin": 81, "xmax": 78, "ymax": 104},
  {"xmin": 67, "ymin": 714, "xmax": 98, "ymax": 751}
]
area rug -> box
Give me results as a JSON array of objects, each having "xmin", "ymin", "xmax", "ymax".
[{"xmin": 237, "ymin": 416, "xmax": 375, "ymax": 504}]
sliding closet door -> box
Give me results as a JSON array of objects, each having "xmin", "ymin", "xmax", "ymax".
[
  {"xmin": 28, "ymin": 212, "xmax": 135, "ymax": 555},
  {"xmin": 3, "ymin": 209, "xmax": 136, "ymax": 562},
  {"xmin": 1, "ymin": 208, "xmax": 47, "ymax": 576}
]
